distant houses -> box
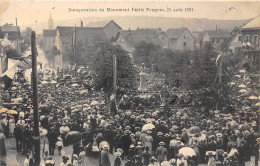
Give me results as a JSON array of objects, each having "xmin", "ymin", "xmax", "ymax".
[
  {"xmin": 43, "ymin": 30, "xmax": 56, "ymax": 51},
  {"xmin": 115, "ymin": 28, "xmax": 168, "ymax": 53},
  {"xmin": 240, "ymin": 15, "xmax": 260, "ymax": 73},
  {"xmin": 0, "ymin": 23, "xmax": 21, "ymax": 53},
  {"xmin": 166, "ymin": 27, "xmax": 195, "ymax": 51},
  {"xmin": 41, "ymin": 17, "xmax": 254, "ymax": 69},
  {"xmin": 52, "ymin": 20, "xmax": 121, "ymax": 67},
  {"xmin": 200, "ymin": 29, "xmax": 231, "ymax": 51},
  {"xmin": 228, "ymin": 31, "xmax": 242, "ymax": 53}
]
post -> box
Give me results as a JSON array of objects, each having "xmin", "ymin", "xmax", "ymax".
[
  {"xmin": 113, "ymin": 54, "xmax": 117, "ymax": 94},
  {"xmin": 31, "ymin": 31, "xmax": 41, "ymax": 166}
]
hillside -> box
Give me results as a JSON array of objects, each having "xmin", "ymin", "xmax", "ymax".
[{"xmin": 20, "ymin": 16, "xmax": 252, "ymax": 34}]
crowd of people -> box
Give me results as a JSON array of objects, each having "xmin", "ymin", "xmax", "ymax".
[{"xmin": 0, "ymin": 66, "xmax": 259, "ymax": 166}]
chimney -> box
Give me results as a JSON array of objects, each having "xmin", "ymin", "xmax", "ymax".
[
  {"xmin": 216, "ymin": 25, "xmax": 218, "ymax": 31},
  {"xmin": 16, "ymin": 18, "xmax": 17, "ymax": 26},
  {"xmin": 80, "ymin": 20, "xmax": 83, "ymax": 27}
]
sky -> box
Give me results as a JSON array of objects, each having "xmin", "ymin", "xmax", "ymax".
[{"xmin": 0, "ymin": 0, "xmax": 260, "ymax": 26}]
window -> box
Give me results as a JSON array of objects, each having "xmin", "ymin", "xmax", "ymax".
[
  {"xmin": 212, "ymin": 39, "xmax": 215, "ymax": 44},
  {"xmin": 245, "ymin": 35, "xmax": 250, "ymax": 42},
  {"xmin": 254, "ymin": 35, "xmax": 258, "ymax": 45},
  {"xmin": 184, "ymin": 34, "xmax": 187, "ymax": 39},
  {"xmin": 183, "ymin": 42, "xmax": 186, "ymax": 46},
  {"xmin": 238, "ymin": 36, "xmax": 242, "ymax": 41},
  {"xmin": 216, "ymin": 39, "xmax": 220, "ymax": 43}
]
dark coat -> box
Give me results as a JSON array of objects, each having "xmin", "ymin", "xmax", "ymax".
[{"xmin": 100, "ymin": 150, "xmax": 111, "ymax": 166}]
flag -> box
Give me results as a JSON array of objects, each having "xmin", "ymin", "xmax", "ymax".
[
  {"xmin": 215, "ymin": 54, "xmax": 223, "ymax": 66},
  {"xmin": 0, "ymin": 56, "xmax": 33, "ymax": 90},
  {"xmin": 0, "ymin": 36, "xmax": 14, "ymax": 48}
]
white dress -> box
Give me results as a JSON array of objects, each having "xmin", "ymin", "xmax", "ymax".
[{"xmin": 9, "ymin": 119, "xmax": 15, "ymax": 134}]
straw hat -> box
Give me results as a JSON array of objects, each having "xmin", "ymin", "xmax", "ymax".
[{"xmin": 159, "ymin": 142, "xmax": 165, "ymax": 146}]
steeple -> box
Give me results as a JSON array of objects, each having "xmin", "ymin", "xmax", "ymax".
[{"xmin": 48, "ymin": 13, "xmax": 53, "ymax": 30}]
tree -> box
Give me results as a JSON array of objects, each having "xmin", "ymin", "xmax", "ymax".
[
  {"xmin": 20, "ymin": 27, "xmax": 32, "ymax": 52},
  {"xmin": 91, "ymin": 42, "xmax": 137, "ymax": 99}
]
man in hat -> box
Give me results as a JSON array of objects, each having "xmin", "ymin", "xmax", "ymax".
[
  {"xmin": 0, "ymin": 129, "xmax": 6, "ymax": 157},
  {"xmin": 47, "ymin": 127, "xmax": 58, "ymax": 156},
  {"xmin": 14, "ymin": 124, "xmax": 23, "ymax": 152},
  {"xmin": 120, "ymin": 130, "xmax": 132, "ymax": 159},
  {"xmin": 155, "ymin": 142, "xmax": 168, "ymax": 164},
  {"xmin": 100, "ymin": 145, "xmax": 111, "ymax": 166}
]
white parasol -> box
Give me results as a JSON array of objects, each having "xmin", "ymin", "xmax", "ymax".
[
  {"xmin": 179, "ymin": 147, "xmax": 196, "ymax": 157},
  {"xmin": 142, "ymin": 123, "xmax": 155, "ymax": 131}
]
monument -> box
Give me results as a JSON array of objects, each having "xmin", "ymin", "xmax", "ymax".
[{"xmin": 138, "ymin": 63, "xmax": 148, "ymax": 91}]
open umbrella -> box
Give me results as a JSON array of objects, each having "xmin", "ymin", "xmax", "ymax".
[
  {"xmin": 72, "ymin": 109, "xmax": 81, "ymax": 113},
  {"xmin": 239, "ymin": 124, "xmax": 250, "ymax": 131},
  {"xmin": 142, "ymin": 123, "xmax": 155, "ymax": 131},
  {"xmin": 179, "ymin": 147, "xmax": 196, "ymax": 157},
  {"xmin": 50, "ymin": 80, "xmax": 57, "ymax": 84},
  {"xmin": 235, "ymin": 75, "xmax": 241, "ymax": 78},
  {"xmin": 6, "ymin": 110, "xmax": 18, "ymax": 114},
  {"xmin": 189, "ymin": 126, "xmax": 201, "ymax": 134},
  {"xmin": 90, "ymin": 101, "xmax": 99, "ymax": 105},
  {"xmin": 42, "ymin": 81, "xmax": 48, "ymax": 85},
  {"xmin": 229, "ymin": 82, "xmax": 236, "ymax": 86},
  {"xmin": 239, "ymin": 70, "xmax": 246, "ymax": 73},
  {"xmin": 255, "ymin": 102, "xmax": 260, "ymax": 106},
  {"xmin": 72, "ymin": 83, "xmax": 79, "ymax": 87},
  {"xmin": 239, "ymin": 89, "xmax": 247, "ymax": 93},
  {"xmin": 0, "ymin": 107, "xmax": 8, "ymax": 113},
  {"xmin": 238, "ymin": 84, "xmax": 246, "ymax": 88},
  {"xmin": 249, "ymin": 96, "xmax": 258, "ymax": 100},
  {"xmin": 65, "ymin": 131, "xmax": 82, "ymax": 145}
]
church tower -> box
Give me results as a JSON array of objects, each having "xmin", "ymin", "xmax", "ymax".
[{"xmin": 48, "ymin": 13, "xmax": 53, "ymax": 30}]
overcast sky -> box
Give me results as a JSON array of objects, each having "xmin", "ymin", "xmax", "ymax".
[{"xmin": 0, "ymin": 0, "xmax": 259, "ymax": 26}]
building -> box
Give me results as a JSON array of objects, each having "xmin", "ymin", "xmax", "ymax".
[
  {"xmin": 228, "ymin": 31, "xmax": 242, "ymax": 53},
  {"xmin": 54, "ymin": 25, "xmax": 108, "ymax": 67},
  {"xmin": 115, "ymin": 28, "xmax": 168, "ymax": 53},
  {"xmin": 201, "ymin": 29, "xmax": 230, "ymax": 51},
  {"xmin": 0, "ymin": 23, "xmax": 21, "ymax": 53},
  {"xmin": 43, "ymin": 30, "xmax": 56, "ymax": 51},
  {"xmin": 86, "ymin": 20, "xmax": 122, "ymax": 41},
  {"xmin": 240, "ymin": 15, "xmax": 260, "ymax": 74},
  {"xmin": 192, "ymin": 31, "xmax": 204, "ymax": 50},
  {"xmin": 166, "ymin": 27, "xmax": 195, "ymax": 51},
  {"xmin": 42, "ymin": 14, "xmax": 56, "ymax": 51}
]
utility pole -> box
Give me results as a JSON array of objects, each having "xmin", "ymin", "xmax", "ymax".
[
  {"xmin": 113, "ymin": 54, "xmax": 117, "ymax": 95},
  {"xmin": 31, "ymin": 31, "xmax": 40, "ymax": 165}
]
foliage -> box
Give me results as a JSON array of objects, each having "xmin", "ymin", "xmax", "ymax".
[
  {"xmin": 20, "ymin": 27, "xmax": 32, "ymax": 53},
  {"xmin": 91, "ymin": 42, "xmax": 137, "ymax": 97},
  {"xmin": 179, "ymin": 42, "xmax": 218, "ymax": 89},
  {"xmin": 5, "ymin": 48, "xmax": 22, "ymax": 59}
]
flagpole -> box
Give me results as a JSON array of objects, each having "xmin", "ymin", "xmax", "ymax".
[
  {"xmin": 31, "ymin": 31, "xmax": 41, "ymax": 166},
  {"xmin": 113, "ymin": 54, "xmax": 117, "ymax": 95}
]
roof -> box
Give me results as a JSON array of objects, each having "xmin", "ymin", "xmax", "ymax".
[
  {"xmin": 192, "ymin": 31, "xmax": 204, "ymax": 43},
  {"xmin": 0, "ymin": 25, "xmax": 20, "ymax": 40},
  {"xmin": 117, "ymin": 28, "xmax": 167, "ymax": 49},
  {"xmin": 43, "ymin": 30, "xmax": 56, "ymax": 36},
  {"xmin": 86, "ymin": 20, "xmax": 122, "ymax": 30},
  {"xmin": 0, "ymin": 25, "xmax": 20, "ymax": 32},
  {"xmin": 56, "ymin": 26, "xmax": 107, "ymax": 44},
  {"xmin": 205, "ymin": 30, "xmax": 230, "ymax": 39},
  {"xmin": 166, "ymin": 27, "xmax": 186, "ymax": 39},
  {"xmin": 76, "ymin": 27, "xmax": 107, "ymax": 43},
  {"xmin": 228, "ymin": 31, "xmax": 241, "ymax": 45},
  {"xmin": 241, "ymin": 15, "xmax": 260, "ymax": 30}
]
